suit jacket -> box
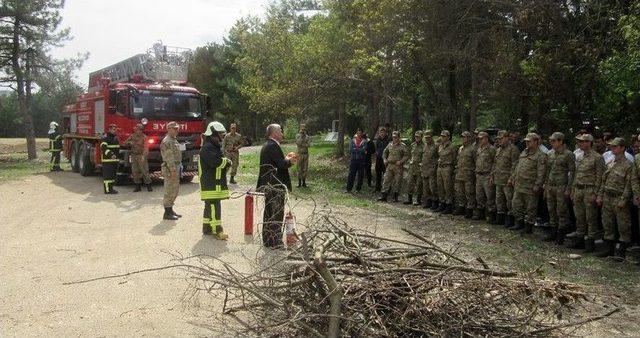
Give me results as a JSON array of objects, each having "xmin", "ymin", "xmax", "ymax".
[{"xmin": 257, "ymin": 138, "xmax": 292, "ymax": 192}]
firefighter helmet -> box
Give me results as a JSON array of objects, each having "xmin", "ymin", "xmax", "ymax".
[{"xmin": 204, "ymin": 121, "xmax": 226, "ymax": 136}]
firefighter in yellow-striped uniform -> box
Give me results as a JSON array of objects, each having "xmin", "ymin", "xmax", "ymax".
[
  {"xmin": 101, "ymin": 123, "xmax": 120, "ymax": 194},
  {"xmin": 199, "ymin": 121, "xmax": 231, "ymax": 240},
  {"xmin": 47, "ymin": 121, "xmax": 63, "ymax": 171}
]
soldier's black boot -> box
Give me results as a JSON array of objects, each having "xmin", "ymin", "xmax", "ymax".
[
  {"xmin": 521, "ymin": 222, "xmax": 534, "ymax": 234},
  {"xmin": 472, "ymin": 208, "xmax": 485, "ymax": 221},
  {"xmin": 230, "ymin": 176, "xmax": 237, "ymax": 184},
  {"xmin": 431, "ymin": 200, "xmax": 441, "ymax": 211},
  {"xmin": 595, "ymin": 240, "xmax": 616, "ymax": 258},
  {"xmin": 509, "ymin": 219, "xmax": 525, "ymax": 231},
  {"xmin": 554, "ymin": 228, "xmax": 567, "ymax": 245},
  {"xmin": 465, "ymin": 208, "xmax": 474, "ymax": 219},
  {"xmin": 442, "ymin": 203, "xmax": 453, "ymax": 215},
  {"xmin": 146, "ymin": 183, "xmax": 153, "ymax": 192},
  {"xmin": 567, "ymin": 236, "xmax": 585, "ymax": 249},
  {"xmin": 542, "ymin": 227, "xmax": 557, "ymax": 242},
  {"xmin": 377, "ymin": 192, "xmax": 388, "ymax": 202},
  {"xmin": 393, "ymin": 193, "xmax": 399, "ymax": 202},
  {"xmin": 504, "ymin": 215, "xmax": 513, "ymax": 228},
  {"xmin": 163, "ymin": 207, "xmax": 179, "ymax": 220},
  {"xmin": 298, "ymin": 179, "xmax": 302, "ymax": 188},
  {"xmin": 403, "ymin": 194, "xmax": 413, "ymax": 205},
  {"xmin": 302, "ymin": 179, "xmax": 307, "ymax": 187},
  {"xmin": 133, "ymin": 184, "xmax": 142, "ymax": 192},
  {"xmin": 453, "ymin": 205, "xmax": 465, "ymax": 216},
  {"xmin": 583, "ymin": 238, "xmax": 595, "ymax": 253},
  {"xmin": 424, "ymin": 199, "xmax": 432, "ymax": 209},
  {"xmin": 613, "ymin": 242, "xmax": 629, "ymax": 262},
  {"xmin": 170, "ymin": 207, "xmax": 182, "ymax": 218},
  {"xmin": 435, "ymin": 201, "xmax": 446, "ymax": 213},
  {"xmin": 488, "ymin": 211, "xmax": 497, "ymax": 225},
  {"xmin": 414, "ymin": 195, "xmax": 422, "ymax": 206}
]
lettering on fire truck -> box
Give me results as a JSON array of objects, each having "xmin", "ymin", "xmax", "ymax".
[{"xmin": 153, "ymin": 123, "xmax": 188, "ymax": 131}]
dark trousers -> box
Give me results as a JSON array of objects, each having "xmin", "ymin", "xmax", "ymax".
[
  {"xmin": 374, "ymin": 157, "xmax": 386, "ymax": 191},
  {"xmin": 49, "ymin": 151, "xmax": 61, "ymax": 171},
  {"xmin": 262, "ymin": 189, "xmax": 286, "ymax": 247},
  {"xmin": 203, "ymin": 200, "xmax": 222, "ymax": 235},
  {"xmin": 364, "ymin": 159, "xmax": 373, "ymax": 187},
  {"xmin": 346, "ymin": 160, "xmax": 365, "ymax": 192},
  {"xmin": 102, "ymin": 163, "xmax": 117, "ymax": 194}
]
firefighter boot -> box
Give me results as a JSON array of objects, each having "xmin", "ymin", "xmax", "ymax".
[
  {"xmin": 163, "ymin": 207, "xmax": 179, "ymax": 220},
  {"xmin": 170, "ymin": 207, "xmax": 182, "ymax": 218},
  {"xmin": 230, "ymin": 176, "xmax": 237, "ymax": 184},
  {"xmin": 472, "ymin": 208, "xmax": 485, "ymax": 221},
  {"xmin": 377, "ymin": 193, "xmax": 388, "ymax": 202},
  {"xmin": 403, "ymin": 194, "xmax": 413, "ymax": 205},
  {"xmin": 146, "ymin": 183, "xmax": 153, "ymax": 192},
  {"xmin": 133, "ymin": 184, "xmax": 142, "ymax": 192},
  {"xmin": 414, "ymin": 195, "xmax": 422, "ymax": 206},
  {"xmin": 583, "ymin": 238, "xmax": 595, "ymax": 253},
  {"xmin": 215, "ymin": 226, "xmax": 229, "ymax": 241},
  {"xmin": 554, "ymin": 228, "xmax": 567, "ymax": 245},
  {"xmin": 453, "ymin": 205, "xmax": 465, "ymax": 216},
  {"xmin": 595, "ymin": 240, "xmax": 616, "ymax": 258},
  {"xmin": 613, "ymin": 242, "xmax": 629, "ymax": 262},
  {"xmin": 393, "ymin": 193, "xmax": 399, "ymax": 202},
  {"xmin": 202, "ymin": 224, "xmax": 212, "ymax": 235}
]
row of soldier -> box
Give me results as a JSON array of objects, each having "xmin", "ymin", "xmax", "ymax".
[{"xmin": 373, "ymin": 127, "xmax": 640, "ymax": 263}]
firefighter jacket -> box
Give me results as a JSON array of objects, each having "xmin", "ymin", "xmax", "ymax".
[
  {"xmin": 199, "ymin": 139, "xmax": 230, "ymax": 200},
  {"xmin": 48, "ymin": 130, "xmax": 62, "ymax": 152},
  {"xmin": 101, "ymin": 133, "xmax": 120, "ymax": 163}
]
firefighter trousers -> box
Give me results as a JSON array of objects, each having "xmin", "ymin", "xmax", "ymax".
[
  {"xmin": 203, "ymin": 200, "xmax": 223, "ymax": 235},
  {"xmin": 102, "ymin": 163, "xmax": 117, "ymax": 194}
]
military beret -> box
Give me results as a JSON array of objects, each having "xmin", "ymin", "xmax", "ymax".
[
  {"xmin": 607, "ymin": 137, "xmax": 625, "ymax": 147},
  {"xmin": 549, "ymin": 132, "xmax": 565, "ymax": 141},
  {"xmin": 575, "ymin": 133, "xmax": 594, "ymax": 142}
]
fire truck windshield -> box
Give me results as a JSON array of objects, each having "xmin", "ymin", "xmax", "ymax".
[{"xmin": 131, "ymin": 90, "xmax": 202, "ymax": 119}]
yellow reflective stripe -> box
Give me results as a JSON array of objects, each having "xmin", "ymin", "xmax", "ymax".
[
  {"xmin": 100, "ymin": 142, "xmax": 108, "ymax": 147},
  {"xmin": 217, "ymin": 158, "xmax": 228, "ymax": 169},
  {"xmin": 201, "ymin": 190, "xmax": 230, "ymax": 199},
  {"xmin": 49, "ymin": 149, "xmax": 61, "ymax": 152},
  {"xmin": 210, "ymin": 204, "xmax": 221, "ymax": 229},
  {"xmin": 106, "ymin": 145, "xmax": 120, "ymax": 148},
  {"xmin": 102, "ymin": 159, "xmax": 118, "ymax": 163},
  {"xmin": 203, "ymin": 217, "xmax": 211, "ymax": 223},
  {"xmin": 55, "ymin": 135, "xmax": 62, "ymax": 140}
]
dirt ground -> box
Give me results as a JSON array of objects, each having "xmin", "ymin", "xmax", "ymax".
[{"xmin": 1, "ymin": 140, "xmax": 639, "ymax": 336}]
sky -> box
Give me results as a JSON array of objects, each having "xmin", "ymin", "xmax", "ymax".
[{"xmin": 52, "ymin": 0, "xmax": 271, "ymax": 89}]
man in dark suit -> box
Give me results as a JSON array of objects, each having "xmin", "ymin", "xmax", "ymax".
[{"xmin": 256, "ymin": 124, "xmax": 298, "ymax": 248}]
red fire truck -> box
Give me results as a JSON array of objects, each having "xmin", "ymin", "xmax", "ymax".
[{"xmin": 61, "ymin": 42, "xmax": 210, "ymax": 183}]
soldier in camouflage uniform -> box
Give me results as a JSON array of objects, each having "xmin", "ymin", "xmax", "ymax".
[
  {"xmin": 474, "ymin": 132, "xmax": 496, "ymax": 222},
  {"xmin": 377, "ymin": 131, "xmax": 410, "ymax": 202},
  {"xmin": 436, "ymin": 130, "xmax": 456, "ymax": 214},
  {"xmin": 566, "ymin": 133, "xmax": 604, "ymax": 252},
  {"xmin": 509, "ymin": 133, "xmax": 547, "ymax": 233},
  {"xmin": 421, "ymin": 131, "xmax": 438, "ymax": 209},
  {"xmin": 454, "ymin": 131, "xmax": 476, "ymax": 217},
  {"xmin": 295, "ymin": 124, "xmax": 311, "ymax": 187},
  {"xmin": 161, "ymin": 121, "xmax": 183, "ymax": 220},
  {"xmin": 404, "ymin": 131, "xmax": 424, "ymax": 205},
  {"xmin": 125, "ymin": 123, "xmax": 153, "ymax": 192},
  {"xmin": 492, "ymin": 130, "xmax": 520, "ymax": 227},
  {"xmin": 542, "ymin": 132, "xmax": 575, "ymax": 244},
  {"xmin": 222, "ymin": 123, "xmax": 243, "ymax": 184},
  {"xmin": 596, "ymin": 137, "xmax": 635, "ymax": 259}
]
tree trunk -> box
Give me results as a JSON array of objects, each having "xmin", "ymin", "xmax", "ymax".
[
  {"xmin": 412, "ymin": 91, "xmax": 421, "ymax": 133},
  {"xmin": 369, "ymin": 92, "xmax": 379, "ymax": 137},
  {"xmin": 12, "ymin": 18, "xmax": 37, "ymax": 160},
  {"xmin": 447, "ymin": 59, "xmax": 458, "ymax": 131},
  {"xmin": 335, "ymin": 102, "xmax": 345, "ymax": 158},
  {"xmin": 383, "ymin": 94, "xmax": 393, "ymax": 127},
  {"xmin": 469, "ymin": 62, "xmax": 478, "ymax": 132}
]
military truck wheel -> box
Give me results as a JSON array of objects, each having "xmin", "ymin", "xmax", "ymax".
[{"xmin": 79, "ymin": 142, "xmax": 94, "ymax": 176}]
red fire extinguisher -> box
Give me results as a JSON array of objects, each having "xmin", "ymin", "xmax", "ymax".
[
  {"xmin": 284, "ymin": 211, "xmax": 298, "ymax": 248},
  {"xmin": 244, "ymin": 193, "xmax": 254, "ymax": 235}
]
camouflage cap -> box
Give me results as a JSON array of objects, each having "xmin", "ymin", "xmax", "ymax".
[
  {"xmin": 440, "ymin": 130, "xmax": 450, "ymax": 137},
  {"xmin": 474, "ymin": 128, "xmax": 479, "ymax": 134},
  {"xmin": 607, "ymin": 137, "xmax": 625, "ymax": 147},
  {"xmin": 495, "ymin": 130, "xmax": 509, "ymax": 139},
  {"xmin": 166, "ymin": 121, "xmax": 180, "ymax": 130},
  {"xmin": 523, "ymin": 132, "xmax": 540, "ymax": 141},
  {"xmin": 575, "ymin": 133, "xmax": 594, "ymax": 142},
  {"xmin": 423, "ymin": 130, "xmax": 433, "ymax": 137},
  {"xmin": 549, "ymin": 132, "xmax": 565, "ymax": 141},
  {"xmin": 478, "ymin": 131, "xmax": 489, "ymax": 138},
  {"xmin": 135, "ymin": 123, "xmax": 144, "ymax": 130},
  {"xmin": 461, "ymin": 131, "xmax": 472, "ymax": 138},
  {"xmin": 414, "ymin": 130, "xmax": 423, "ymax": 137},
  {"xmin": 391, "ymin": 131, "xmax": 400, "ymax": 137}
]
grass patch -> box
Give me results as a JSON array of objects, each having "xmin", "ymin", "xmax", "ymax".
[{"xmin": 0, "ymin": 150, "xmax": 68, "ymax": 182}]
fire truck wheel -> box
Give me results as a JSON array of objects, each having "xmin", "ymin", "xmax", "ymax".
[
  {"xmin": 70, "ymin": 141, "xmax": 80, "ymax": 173},
  {"xmin": 79, "ymin": 142, "xmax": 94, "ymax": 177}
]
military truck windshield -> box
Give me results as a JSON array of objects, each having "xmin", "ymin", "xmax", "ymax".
[{"xmin": 131, "ymin": 90, "xmax": 202, "ymax": 119}]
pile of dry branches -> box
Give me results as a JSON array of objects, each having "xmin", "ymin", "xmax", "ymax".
[{"xmin": 179, "ymin": 208, "xmax": 615, "ymax": 337}]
